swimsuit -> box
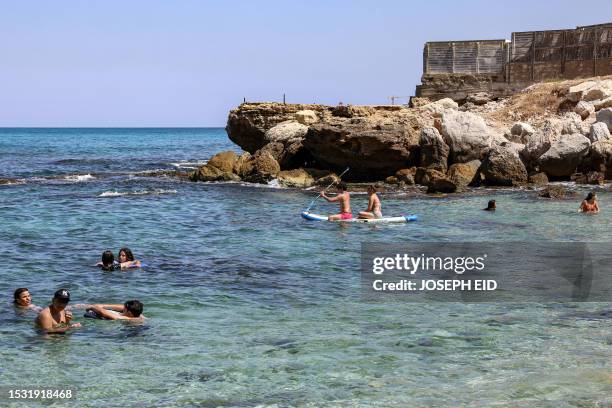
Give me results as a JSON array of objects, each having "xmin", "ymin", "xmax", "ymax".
[{"xmin": 340, "ymin": 212, "xmax": 353, "ymax": 220}]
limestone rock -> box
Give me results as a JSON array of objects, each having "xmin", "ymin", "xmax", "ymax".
[
  {"xmin": 395, "ymin": 168, "xmax": 416, "ymax": 185},
  {"xmin": 242, "ymin": 151, "xmax": 281, "ymax": 183},
  {"xmin": 566, "ymin": 81, "xmax": 597, "ymax": 102},
  {"xmin": 574, "ymin": 101, "xmax": 595, "ymax": 120},
  {"xmin": 589, "ymin": 122, "xmax": 611, "ymax": 142},
  {"xmin": 191, "ymin": 164, "xmax": 240, "ymax": 182},
  {"xmin": 233, "ymin": 152, "xmax": 252, "ymax": 178},
  {"xmin": 439, "ymin": 110, "xmax": 492, "ymax": 163},
  {"xmin": 590, "ymin": 140, "xmax": 612, "ymax": 178},
  {"xmin": 207, "ymin": 151, "xmax": 238, "ymax": 173},
  {"xmin": 277, "ymin": 168, "xmax": 315, "ymax": 188},
  {"xmin": 264, "ymin": 121, "xmax": 309, "ymax": 143},
  {"xmin": 596, "ymin": 108, "xmax": 612, "ymax": 132},
  {"xmin": 415, "ymin": 167, "xmax": 457, "ymax": 193},
  {"xmin": 385, "ymin": 176, "xmax": 399, "ymax": 184},
  {"xmin": 295, "ymin": 110, "xmax": 319, "ymax": 126},
  {"xmin": 422, "ymin": 98, "xmax": 459, "ymax": 116},
  {"xmin": 466, "ymin": 92, "xmax": 491, "ymax": 106},
  {"xmin": 447, "ymin": 160, "xmax": 481, "ymax": 188},
  {"xmin": 419, "ymin": 127, "xmax": 449, "ymax": 171},
  {"xmin": 481, "ymin": 145, "xmax": 528, "ymax": 186},
  {"xmin": 528, "ymin": 172, "xmax": 549, "ymax": 185},
  {"xmin": 539, "ymin": 185, "xmax": 575, "ymax": 199},
  {"xmin": 537, "ymin": 133, "xmax": 591, "ymax": 177},
  {"xmin": 511, "ymin": 122, "xmax": 535, "ymax": 139}
]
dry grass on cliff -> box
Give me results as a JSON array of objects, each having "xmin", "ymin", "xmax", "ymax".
[{"xmin": 484, "ymin": 74, "xmax": 612, "ymax": 128}]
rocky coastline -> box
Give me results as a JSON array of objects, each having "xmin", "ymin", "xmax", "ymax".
[{"xmin": 190, "ymin": 76, "xmax": 612, "ymax": 193}]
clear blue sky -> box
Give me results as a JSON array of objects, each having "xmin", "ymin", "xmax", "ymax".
[{"xmin": 1, "ymin": 0, "xmax": 610, "ymax": 127}]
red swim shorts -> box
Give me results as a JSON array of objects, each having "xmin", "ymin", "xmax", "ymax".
[{"xmin": 340, "ymin": 212, "xmax": 353, "ymax": 220}]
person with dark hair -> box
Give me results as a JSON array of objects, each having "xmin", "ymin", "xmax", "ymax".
[
  {"xmin": 14, "ymin": 288, "xmax": 32, "ymax": 308},
  {"xmin": 483, "ymin": 200, "xmax": 496, "ymax": 211},
  {"xmin": 358, "ymin": 185, "xmax": 383, "ymax": 219},
  {"xmin": 321, "ymin": 182, "xmax": 352, "ymax": 221},
  {"xmin": 118, "ymin": 247, "xmax": 141, "ymax": 268},
  {"xmin": 35, "ymin": 289, "xmax": 81, "ymax": 334},
  {"xmin": 83, "ymin": 300, "xmax": 144, "ymax": 321},
  {"xmin": 580, "ymin": 192, "xmax": 599, "ymax": 213}
]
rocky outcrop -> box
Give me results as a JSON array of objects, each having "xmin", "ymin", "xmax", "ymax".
[
  {"xmin": 537, "ymin": 134, "xmax": 591, "ymax": 177},
  {"xmin": 295, "ymin": 110, "xmax": 319, "ymax": 126},
  {"xmin": 226, "ymin": 103, "xmax": 329, "ymax": 153},
  {"xmin": 303, "ymin": 113, "xmax": 422, "ymax": 180},
  {"xmin": 419, "ymin": 127, "xmax": 449, "ymax": 171},
  {"xmin": 422, "ymin": 98, "xmax": 458, "ymax": 116},
  {"xmin": 480, "ymin": 145, "xmax": 528, "ymax": 186},
  {"xmin": 207, "ymin": 151, "xmax": 238, "ymax": 173}
]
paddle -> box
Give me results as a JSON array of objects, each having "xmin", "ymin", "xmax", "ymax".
[{"xmin": 305, "ymin": 167, "xmax": 350, "ymax": 212}]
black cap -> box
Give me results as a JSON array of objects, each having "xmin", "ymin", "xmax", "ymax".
[{"xmin": 53, "ymin": 289, "xmax": 70, "ymax": 302}]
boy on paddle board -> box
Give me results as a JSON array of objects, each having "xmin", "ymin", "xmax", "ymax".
[
  {"xmin": 358, "ymin": 185, "xmax": 382, "ymax": 219},
  {"xmin": 321, "ymin": 182, "xmax": 352, "ymax": 221}
]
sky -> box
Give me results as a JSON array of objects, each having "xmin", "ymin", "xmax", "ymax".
[{"xmin": 0, "ymin": 0, "xmax": 610, "ymax": 127}]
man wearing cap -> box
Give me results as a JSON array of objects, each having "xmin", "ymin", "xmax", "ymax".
[{"xmin": 36, "ymin": 289, "xmax": 81, "ymax": 334}]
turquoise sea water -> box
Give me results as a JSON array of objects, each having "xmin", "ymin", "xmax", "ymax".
[{"xmin": 0, "ymin": 128, "xmax": 610, "ymax": 407}]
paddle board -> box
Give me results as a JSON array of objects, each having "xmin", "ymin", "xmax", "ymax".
[{"xmin": 301, "ymin": 211, "xmax": 417, "ymax": 223}]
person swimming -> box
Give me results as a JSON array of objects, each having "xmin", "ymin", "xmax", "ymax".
[
  {"xmin": 321, "ymin": 182, "xmax": 352, "ymax": 221},
  {"xmin": 118, "ymin": 247, "xmax": 141, "ymax": 268},
  {"xmin": 483, "ymin": 200, "xmax": 496, "ymax": 211},
  {"xmin": 83, "ymin": 300, "xmax": 144, "ymax": 321},
  {"xmin": 35, "ymin": 289, "xmax": 81, "ymax": 334},
  {"xmin": 580, "ymin": 192, "xmax": 600, "ymax": 213},
  {"xmin": 13, "ymin": 288, "xmax": 39, "ymax": 311},
  {"xmin": 358, "ymin": 185, "xmax": 382, "ymax": 219},
  {"xmin": 97, "ymin": 249, "xmax": 141, "ymax": 271}
]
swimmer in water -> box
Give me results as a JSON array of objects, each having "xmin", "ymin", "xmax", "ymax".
[
  {"xmin": 13, "ymin": 288, "xmax": 42, "ymax": 312},
  {"xmin": 84, "ymin": 300, "xmax": 144, "ymax": 321},
  {"xmin": 483, "ymin": 200, "xmax": 496, "ymax": 211},
  {"xmin": 580, "ymin": 192, "xmax": 600, "ymax": 213},
  {"xmin": 118, "ymin": 247, "xmax": 141, "ymax": 268},
  {"xmin": 35, "ymin": 289, "xmax": 81, "ymax": 334},
  {"xmin": 321, "ymin": 182, "xmax": 352, "ymax": 221},
  {"xmin": 358, "ymin": 185, "xmax": 382, "ymax": 219},
  {"xmin": 97, "ymin": 249, "xmax": 140, "ymax": 271}
]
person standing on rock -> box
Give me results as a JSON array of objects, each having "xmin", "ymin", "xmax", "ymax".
[
  {"xmin": 358, "ymin": 185, "xmax": 382, "ymax": 219},
  {"xmin": 321, "ymin": 182, "xmax": 352, "ymax": 221},
  {"xmin": 580, "ymin": 192, "xmax": 599, "ymax": 213}
]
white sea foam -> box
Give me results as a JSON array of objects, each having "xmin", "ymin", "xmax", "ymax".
[
  {"xmin": 99, "ymin": 189, "xmax": 177, "ymax": 197},
  {"xmin": 64, "ymin": 174, "xmax": 95, "ymax": 182},
  {"xmin": 169, "ymin": 161, "xmax": 207, "ymax": 170}
]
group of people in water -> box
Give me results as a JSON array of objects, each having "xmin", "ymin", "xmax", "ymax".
[
  {"xmin": 320, "ymin": 182, "xmax": 600, "ymax": 220},
  {"xmin": 13, "ymin": 247, "xmax": 145, "ymax": 335}
]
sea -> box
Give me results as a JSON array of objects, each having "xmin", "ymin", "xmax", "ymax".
[{"xmin": 0, "ymin": 128, "xmax": 610, "ymax": 407}]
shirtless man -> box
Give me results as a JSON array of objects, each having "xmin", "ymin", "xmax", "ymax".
[
  {"xmin": 36, "ymin": 289, "xmax": 81, "ymax": 334},
  {"xmin": 321, "ymin": 182, "xmax": 352, "ymax": 221},
  {"xmin": 83, "ymin": 300, "xmax": 144, "ymax": 321},
  {"xmin": 359, "ymin": 185, "xmax": 382, "ymax": 219}
]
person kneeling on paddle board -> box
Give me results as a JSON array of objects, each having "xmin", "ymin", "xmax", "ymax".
[
  {"xmin": 358, "ymin": 185, "xmax": 382, "ymax": 219},
  {"xmin": 321, "ymin": 182, "xmax": 352, "ymax": 221}
]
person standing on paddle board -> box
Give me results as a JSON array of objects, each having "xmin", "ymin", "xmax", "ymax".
[
  {"xmin": 358, "ymin": 185, "xmax": 382, "ymax": 219},
  {"xmin": 321, "ymin": 182, "xmax": 352, "ymax": 221}
]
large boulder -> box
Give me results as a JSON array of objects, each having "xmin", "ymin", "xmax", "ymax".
[
  {"xmin": 589, "ymin": 122, "xmax": 611, "ymax": 142},
  {"xmin": 207, "ymin": 151, "xmax": 238, "ymax": 173},
  {"xmin": 295, "ymin": 110, "xmax": 319, "ymax": 126},
  {"xmin": 242, "ymin": 151, "xmax": 281, "ymax": 183},
  {"xmin": 264, "ymin": 121, "xmax": 309, "ymax": 143},
  {"xmin": 419, "ymin": 127, "xmax": 449, "ymax": 171},
  {"xmin": 480, "ymin": 145, "xmax": 528, "ymax": 186},
  {"xmin": 277, "ymin": 168, "xmax": 315, "ymax": 188},
  {"xmin": 303, "ymin": 115, "xmax": 421, "ymax": 181},
  {"xmin": 574, "ymin": 101, "xmax": 595, "ymax": 120},
  {"xmin": 596, "ymin": 108, "xmax": 612, "ymax": 132},
  {"xmin": 590, "ymin": 140, "xmax": 612, "ymax": 178},
  {"xmin": 233, "ymin": 152, "xmax": 253, "ymax": 178},
  {"xmin": 415, "ymin": 168, "xmax": 457, "ymax": 193},
  {"xmin": 466, "ymin": 92, "xmax": 492, "ymax": 106},
  {"xmin": 439, "ymin": 110, "xmax": 492, "ymax": 163},
  {"xmin": 447, "ymin": 160, "xmax": 481, "ymax": 188},
  {"xmin": 395, "ymin": 168, "xmax": 416, "ymax": 185},
  {"xmin": 537, "ymin": 133, "xmax": 591, "ymax": 177},
  {"xmin": 422, "ymin": 98, "xmax": 459, "ymax": 116}
]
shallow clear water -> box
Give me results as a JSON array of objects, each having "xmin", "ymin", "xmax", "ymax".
[{"xmin": 0, "ymin": 128, "xmax": 610, "ymax": 407}]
